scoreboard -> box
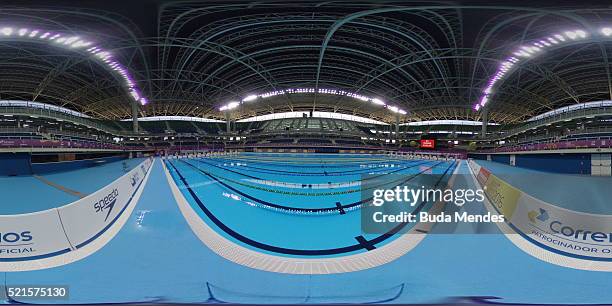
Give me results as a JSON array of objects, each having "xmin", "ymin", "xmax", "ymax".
[{"xmin": 420, "ymin": 139, "xmax": 436, "ymax": 149}]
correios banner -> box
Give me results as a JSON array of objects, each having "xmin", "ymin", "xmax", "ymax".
[
  {"xmin": 469, "ymin": 160, "xmax": 612, "ymax": 263},
  {"xmin": 0, "ymin": 158, "xmax": 153, "ymax": 265}
]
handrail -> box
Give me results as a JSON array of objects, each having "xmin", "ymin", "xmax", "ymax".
[
  {"xmin": 486, "ymin": 106, "xmax": 612, "ymax": 140},
  {"xmin": 479, "ymin": 136, "xmax": 612, "ymax": 153}
]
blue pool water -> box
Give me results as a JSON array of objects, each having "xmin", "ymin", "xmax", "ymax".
[
  {"xmin": 165, "ymin": 154, "xmax": 457, "ymax": 258},
  {"xmin": 3, "ymin": 154, "xmax": 612, "ymax": 304}
]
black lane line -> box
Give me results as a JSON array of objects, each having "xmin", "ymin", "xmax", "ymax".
[
  {"xmin": 355, "ymin": 236, "xmax": 376, "ymax": 250},
  {"xmin": 211, "ymin": 156, "xmax": 401, "ymax": 169},
  {"xmin": 182, "ymin": 159, "xmax": 443, "ymax": 214},
  {"xmin": 195, "ymin": 159, "xmax": 264, "ymax": 180},
  {"xmin": 196, "ymin": 159, "xmax": 418, "ymax": 176},
  {"xmin": 194, "ymin": 158, "xmax": 431, "ymax": 182},
  {"xmin": 195, "ymin": 157, "xmax": 434, "ymax": 192},
  {"xmin": 212, "ymin": 156, "xmax": 399, "ymax": 169},
  {"xmin": 166, "ymin": 160, "xmax": 455, "ymax": 256},
  {"xmin": 336, "ymin": 202, "xmax": 346, "ymax": 215},
  {"xmin": 195, "ymin": 157, "xmax": 435, "ymax": 197}
]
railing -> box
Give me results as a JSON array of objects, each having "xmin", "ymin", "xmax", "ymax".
[
  {"xmin": 493, "ymin": 126, "xmax": 612, "ymax": 147},
  {"xmin": 397, "ymin": 147, "xmax": 467, "ymax": 159},
  {"xmin": 0, "ymin": 106, "xmax": 150, "ymax": 138},
  {"xmin": 479, "ymin": 137, "xmax": 612, "ymax": 153},
  {"xmin": 486, "ymin": 106, "xmax": 612, "ymax": 140},
  {"xmin": 249, "ymin": 129, "xmax": 368, "ymax": 138},
  {"xmin": 0, "ymin": 138, "xmax": 231, "ymax": 152},
  {"xmin": 226, "ymin": 142, "xmax": 384, "ymax": 150},
  {"xmin": 0, "ymin": 127, "xmax": 116, "ymax": 144},
  {"xmin": 0, "ymin": 106, "xmax": 115, "ymax": 133},
  {"xmin": 0, "ymin": 139, "xmax": 126, "ymax": 150}
]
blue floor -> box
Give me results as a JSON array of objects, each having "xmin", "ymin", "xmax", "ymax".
[
  {"xmin": 476, "ymin": 160, "xmax": 612, "ymax": 214},
  {"xmin": 0, "ymin": 175, "xmax": 74, "ymax": 214},
  {"xmin": 3, "ymin": 157, "xmax": 612, "ymax": 304},
  {"xmin": 0, "ymin": 158, "xmax": 145, "ymax": 215}
]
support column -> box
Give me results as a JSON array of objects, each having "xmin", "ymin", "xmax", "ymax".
[
  {"xmin": 131, "ymin": 101, "xmax": 139, "ymax": 133},
  {"xmin": 225, "ymin": 112, "xmax": 231, "ymax": 133},
  {"xmin": 395, "ymin": 113, "xmax": 400, "ymax": 144},
  {"xmin": 395, "ymin": 113, "xmax": 400, "ymax": 134},
  {"xmin": 480, "ymin": 107, "xmax": 489, "ymax": 139}
]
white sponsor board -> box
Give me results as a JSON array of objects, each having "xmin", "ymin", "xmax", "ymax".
[
  {"xmin": 510, "ymin": 193, "xmax": 612, "ymax": 260},
  {"xmin": 0, "ymin": 158, "xmax": 152, "ymax": 262},
  {"xmin": 469, "ymin": 159, "xmax": 612, "ymax": 265},
  {"xmin": 0, "ymin": 210, "xmax": 72, "ymax": 259},
  {"xmin": 60, "ymin": 158, "xmax": 152, "ymax": 247}
]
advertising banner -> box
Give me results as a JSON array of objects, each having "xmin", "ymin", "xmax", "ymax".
[
  {"xmin": 0, "ymin": 158, "xmax": 152, "ymax": 261},
  {"xmin": 0, "ymin": 211, "xmax": 72, "ymax": 260},
  {"xmin": 510, "ymin": 193, "xmax": 612, "ymax": 260},
  {"xmin": 60, "ymin": 158, "xmax": 152, "ymax": 248},
  {"xmin": 471, "ymin": 160, "xmax": 612, "ymax": 261}
]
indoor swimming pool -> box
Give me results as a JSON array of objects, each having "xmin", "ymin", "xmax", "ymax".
[
  {"xmin": 164, "ymin": 153, "xmax": 457, "ymax": 260},
  {"xmin": 1, "ymin": 154, "xmax": 611, "ymax": 304}
]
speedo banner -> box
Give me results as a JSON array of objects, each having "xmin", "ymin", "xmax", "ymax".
[
  {"xmin": 0, "ymin": 158, "xmax": 152, "ymax": 261},
  {"xmin": 60, "ymin": 157, "xmax": 152, "ymax": 248}
]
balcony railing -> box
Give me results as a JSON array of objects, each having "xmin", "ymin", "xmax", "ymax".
[
  {"xmin": 480, "ymin": 137, "xmax": 612, "ymax": 153},
  {"xmin": 487, "ymin": 106, "xmax": 612, "ymax": 140}
]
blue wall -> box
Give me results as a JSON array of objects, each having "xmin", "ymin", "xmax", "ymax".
[
  {"xmin": 470, "ymin": 153, "xmax": 591, "ymax": 174},
  {"xmin": 491, "ymin": 154, "xmax": 510, "ymax": 164},
  {"xmin": 31, "ymin": 156, "xmax": 124, "ymax": 174},
  {"xmin": 469, "ymin": 153, "xmax": 487, "ymax": 161},
  {"xmin": 0, "ymin": 153, "xmax": 32, "ymax": 176},
  {"xmin": 515, "ymin": 153, "xmax": 591, "ymax": 175}
]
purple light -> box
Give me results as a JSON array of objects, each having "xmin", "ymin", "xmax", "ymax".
[{"xmin": 0, "ymin": 26, "xmax": 147, "ymax": 104}]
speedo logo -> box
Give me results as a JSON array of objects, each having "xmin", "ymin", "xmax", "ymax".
[
  {"xmin": 93, "ymin": 188, "xmax": 119, "ymax": 221},
  {"xmin": 0, "ymin": 231, "xmax": 33, "ymax": 244}
]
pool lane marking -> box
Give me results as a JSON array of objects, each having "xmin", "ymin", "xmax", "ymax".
[
  {"xmin": 33, "ymin": 175, "xmax": 86, "ymax": 198},
  {"xmin": 203, "ymin": 159, "xmax": 417, "ymax": 176},
  {"xmin": 186, "ymin": 159, "xmax": 443, "ymax": 213},
  {"xmin": 336, "ymin": 202, "xmax": 346, "ymax": 214},
  {"xmin": 193, "ymin": 158, "xmax": 438, "ymax": 198},
  {"xmin": 195, "ymin": 157, "xmax": 430, "ymax": 185},
  {"xmin": 213, "ymin": 156, "xmax": 395, "ymax": 166},
  {"xmin": 355, "ymin": 236, "xmax": 376, "ymax": 250},
  {"xmin": 181, "ymin": 159, "xmax": 445, "ymax": 214},
  {"xmin": 166, "ymin": 159, "xmax": 455, "ymax": 256}
]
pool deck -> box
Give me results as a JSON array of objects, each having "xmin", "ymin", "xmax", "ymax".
[
  {"xmin": 0, "ymin": 158, "xmax": 145, "ymax": 214},
  {"xmin": 2, "ymin": 158, "xmax": 611, "ymax": 304}
]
